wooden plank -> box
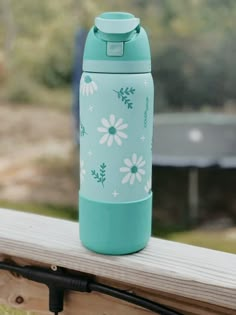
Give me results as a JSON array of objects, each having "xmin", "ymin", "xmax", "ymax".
[
  {"xmin": 0, "ymin": 208, "xmax": 236, "ymax": 313},
  {"xmin": 0, "ymin": 257, "xmax": 157, "ymax": 315},
  {"xmin": 0, "ymin": 256, "xmax": 235, "ymax": 315}
]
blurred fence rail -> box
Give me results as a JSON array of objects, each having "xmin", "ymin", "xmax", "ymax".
[{"xmin": 0, "ymin": 209, "xmax": 235, "ymax": 314}]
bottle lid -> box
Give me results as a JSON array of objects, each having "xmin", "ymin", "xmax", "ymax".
[{"xmin": 83, "ymin": 12, "xmax": 151, "ymax": 74}]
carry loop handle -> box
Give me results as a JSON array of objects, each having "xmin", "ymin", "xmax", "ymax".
[{"xmin": 95, "ymin": 13, "xmax": 140, "ymax": 34}]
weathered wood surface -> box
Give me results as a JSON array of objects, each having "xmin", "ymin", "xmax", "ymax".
[
  {"xmin": 0, "ymin": 208, "xmax": 236, "ymax": 315},
  {"xmin": 0, "ymin": 257, "xmax": 234, "ymax": 315}
]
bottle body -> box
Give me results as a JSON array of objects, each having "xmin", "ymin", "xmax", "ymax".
[{"xmin": 79, "ymin": 71, "xmax": 154, "ymax": 254}]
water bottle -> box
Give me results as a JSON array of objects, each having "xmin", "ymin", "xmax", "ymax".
[{"xmin": 79, "ymin": 12, "xmax": 154, "ymax": 254}]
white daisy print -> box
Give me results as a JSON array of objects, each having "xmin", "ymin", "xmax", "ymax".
[
  {"xmin": 97, "ymin": 114, "xmax": 128, "ymax": 147},
  {"xmin": 120, "ymin": 153, "xmax": 146, "ymax": 185},
  {"xmin": 80, "ymin": 160, "xmax": 86, "ymax": 183},
  {"xmin": 80, "ymin": 75, "xmax": 98, "ymax": 96},
  {"xmin": 145, "ymin": 178, "xmax": 152, "ymax": 194}
]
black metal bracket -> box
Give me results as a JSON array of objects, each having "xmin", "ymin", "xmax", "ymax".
[{"xmin": 0, "ymin": 261, "xmax": 183, "ymax": 315}]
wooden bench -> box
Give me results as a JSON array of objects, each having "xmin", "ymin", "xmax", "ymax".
[{"xmin": 0, "ymin": 208, "xmax": 235, "ymax": 314}]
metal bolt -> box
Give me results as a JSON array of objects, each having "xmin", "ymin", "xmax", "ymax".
[
  {"xmin": 15, "ymin": 296, "xmax": 24, "ymax": 304},
  {"xmin": 51, "ymin": 265, "xmax": 57, "ymax": 271}
]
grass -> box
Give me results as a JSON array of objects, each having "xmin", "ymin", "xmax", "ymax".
[
  {"xmin": 152, "ymin": 223, "xmax": 236, "ymax": 254},
  {"xmin": 0, "ymin": 200, "xmax": 77, "ymax": 221},
  {"xmin": 0, "ymin": 80, "xmax": 71, "ymax": 110},
  {"xmin": 0, "ymin": 305, "xmax": 33, "ymax": 315},
  {"xmin": 168, "ymin": 230, "xmax": 236, "ymax": 254}
]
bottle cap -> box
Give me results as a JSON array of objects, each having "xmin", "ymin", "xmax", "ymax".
[{"xmin": 83, "ymin": 12, "xmax": 151, "ymax": 74}]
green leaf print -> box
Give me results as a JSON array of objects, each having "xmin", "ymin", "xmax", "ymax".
[
  {"xmin": 113, "ymin": 87, "xmax": 135, "ymax": 109},
  {"xmin": 91, "ymin": 163, "xmax": 106, "ymax": 187},
  {"xmin": 124, "ymin": 87, "xmax": 130, "ymax": 95},
  {"xmin": 130, "ymin": 87, "xmax": 135, "ymax": 94},
  {"xmin": 100, "ymin": 163, "xmax": 106, "ymax": 186},
  {"xmin": 80, "ymin": 121, "xmax": 87, "ymax": 137}
]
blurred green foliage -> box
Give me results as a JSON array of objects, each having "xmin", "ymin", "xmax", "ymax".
[
  {"xmin": 0, "ymin": 199, "xmax": 77, "ymax": 220},
  {"xmin": 0, "ymin": 305, "xmax": 33, "ymax": 315},
  {"xmin": 168, "ymin": 230, "xmax": 236, "ymax": 254},
  {"xmin": 0, "ymin": 0, "xmax": 236, "ymax": 110}
]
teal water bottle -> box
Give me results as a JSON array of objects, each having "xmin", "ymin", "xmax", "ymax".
[{"xmin": 79, "ymin": 12, "xmax": 154, "ymax": 254}]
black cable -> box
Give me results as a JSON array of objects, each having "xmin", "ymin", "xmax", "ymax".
[
  {"xmin": 0, "ymin": 262, "xmax": 24, "ymax": 274},
  {"xmin": 0, "ymin": 261, "xmax": 183, "ymax": 315},
  {"xmin": 90, "ymin": 282, "xmax": 182, "ymax": 315},
  {"xmin": 0, "ymin": 262, "xmax": 65, "ymax": 313},
  {"xmin": 48, "ymin": 286, "xmax": 64, "ymax": 314}
]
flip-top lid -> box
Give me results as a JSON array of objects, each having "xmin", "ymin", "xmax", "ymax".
[{"xmin": 83, "ymin": 12, "xmax": 151, "ymax": 74}]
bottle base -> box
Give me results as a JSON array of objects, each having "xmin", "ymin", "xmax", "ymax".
[
  {"xmin": 81, "ymin": 239, "xmax": 148, "ymax": 255},
  {"xmin": 79, "ymin": 193, "xmax": 152, "ymax": 255}
]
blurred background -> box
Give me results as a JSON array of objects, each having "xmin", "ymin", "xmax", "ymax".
[{"xmin": 0, "ymin": 0, "xmax": 236, "ymax": 259}]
